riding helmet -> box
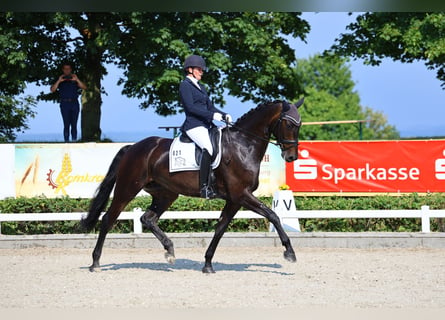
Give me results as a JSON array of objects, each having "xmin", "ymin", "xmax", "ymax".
[{"xmin": 184, "ymin": 55, "xmax": 207, "ymax": 71}]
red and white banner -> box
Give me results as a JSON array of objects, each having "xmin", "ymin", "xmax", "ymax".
[
  {"xmin": 286, "ymin": 140, "xmax": 445, "ymax": 193},
  {"xmin": 4, "ymin": 140, "xmax": 445, "ymax": 198}
]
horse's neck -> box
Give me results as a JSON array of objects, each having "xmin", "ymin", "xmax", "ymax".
[
  {"xmin": 231, "ymin": 105, "xmax": 281, "ymax": 163},
  {"xmin": 236, "ymin": 105, "xmax": 281, "ymax": 138}
]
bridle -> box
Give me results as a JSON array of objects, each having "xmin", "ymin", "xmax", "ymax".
[
  {"xmin": 226, "ymin": 103, "xmax": 301, "ymax": 152},
  {"xmin": 271, "ymin": 112, "xmax": 301, "ymax": 151}
]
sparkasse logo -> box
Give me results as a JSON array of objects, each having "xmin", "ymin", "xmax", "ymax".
[
  {"xmin": 436, "ymin": 150, "xmax": 445, "ymax": 180},
  {"xmin": 293, "ymin": 149, "xmax": 317, "ymax": 180}
]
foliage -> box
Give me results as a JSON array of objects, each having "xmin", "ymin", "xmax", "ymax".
[
  {"xmin": 1, "ymin": 194, "xmax": 444, "ymax": 235},
  {"xmin": 331, "ymin": 12, "xmax": 445, "ymax": 89},
  {"xmin": 361, "ymin": 106, "xmax": 400, "ymax": 140},
  {"xmin": 0, "ymin": 95, "xmax": 36, "ymax": 142},
  {"xmin": 1, "ymin": 12, "xmax": 310, "ymax": 141},
  {"xmin": 296, "ymin": 54, "xmax": 400, "ymax": 140},
  {"xmin": 295, "ymin": 193, "xmax": 445, "ymax": 232},
  {"xmin": 0, "ymin": 20, "xmax": 37, "ymax": 142}
]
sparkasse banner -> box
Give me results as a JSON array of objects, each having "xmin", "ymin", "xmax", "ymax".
[{"xmin": 286, "ymin": 140, "xmax": 445, "ymax": 193}]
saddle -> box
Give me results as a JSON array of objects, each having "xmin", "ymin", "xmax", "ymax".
[
  {"xmin": 179, "ymin": 127, "xmax": 221, "ymax": 164},
  {"xmin": 169, "ymin": 127, "xmax": 223, "ymax": 173}
]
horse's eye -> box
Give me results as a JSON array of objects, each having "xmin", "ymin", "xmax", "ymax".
[{"xmin": 286, "ymin": 123, "xmax": 292, "ymax": 129}]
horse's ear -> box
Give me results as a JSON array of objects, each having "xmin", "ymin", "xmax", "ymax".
[
  {"xmin": 294, "ymin": 97, "xmax": 305, "ymax": 108},
  {"xmin": 282, "ymin": 101, "xmax": 290, "ymax": 112}
]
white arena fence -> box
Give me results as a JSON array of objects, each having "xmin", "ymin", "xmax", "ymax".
[{"xmin": 0, "ymin": 206, "xmax": 444, "ymax": 234}]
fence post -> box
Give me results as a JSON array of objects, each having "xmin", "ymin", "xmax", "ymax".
[
  {"xmin": 133, "ymin": 208, "xmax": 143, "ymax": 234},
  {"xmin": 421, "ymin": 205, "xmax": 431, "ymax": 233}
]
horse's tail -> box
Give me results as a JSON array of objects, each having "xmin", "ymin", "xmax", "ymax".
[{"xmin": 80, "ymin": 145, "xmax": 131, "ymax": 232}]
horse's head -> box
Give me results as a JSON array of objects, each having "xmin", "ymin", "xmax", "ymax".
[{"xmin": 271, "ymin": 98, "xmax": 304, "ymax": 162}]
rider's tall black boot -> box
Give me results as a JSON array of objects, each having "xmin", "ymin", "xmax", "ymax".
[{"xmin": 199, "ymin": 149, "xmax": 216, "ymax": 199}]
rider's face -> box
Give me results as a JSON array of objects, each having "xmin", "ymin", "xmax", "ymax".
[{"xmin": 191, "ymin": 67, "xmax": 203, "ymax": 81}]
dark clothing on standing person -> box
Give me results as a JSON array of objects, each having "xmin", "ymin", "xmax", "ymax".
[
  {"xmin": 58, "ymin": 80, "xmax": 80, "ymax": 142},
  {"xmin": 60, "ymin": 101, "xmax": 79, "ymax": 142},
  {"xmin": 179, "ymin": 78, "xmax": 226, "ymax": 132}
]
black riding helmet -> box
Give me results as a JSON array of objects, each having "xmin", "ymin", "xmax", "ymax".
[{"xmin": 184, "ymin": 55, "xmax": 207, "ymax": 72}]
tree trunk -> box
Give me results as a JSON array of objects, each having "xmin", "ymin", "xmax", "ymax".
[{"xmin": 80, "ymin": 15, "xmax": 103, "ymax": 142}]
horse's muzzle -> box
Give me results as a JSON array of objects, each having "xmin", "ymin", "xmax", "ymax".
[{"xmin": 282, "ymin": 151, "xmax": 298, "ymax": 162}]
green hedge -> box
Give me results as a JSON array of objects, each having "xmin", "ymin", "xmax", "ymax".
[{"xmin": 0, "ymin": 193, "xmax": 444, "ymax": 235}]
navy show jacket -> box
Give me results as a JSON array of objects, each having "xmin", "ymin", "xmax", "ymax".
[{"xmin": 179, "ymin": 77, "xmax": 226, "ymax": 131}]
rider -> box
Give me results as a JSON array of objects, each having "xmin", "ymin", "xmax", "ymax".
[{"xmin": 179, "ymin": 54, "xmax": 232, "ymax": 199}]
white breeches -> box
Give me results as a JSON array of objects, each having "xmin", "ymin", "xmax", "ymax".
[{"xmin": 186, "ymin": 126, "xmax": 213, "ymax": 156}]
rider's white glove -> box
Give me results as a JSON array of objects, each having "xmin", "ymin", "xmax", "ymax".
[
  {"xmin": 224, "ymin": 114, "xmax": 233, "ymax": 123},
  {"xmin": 213, "ymin": 113, "xmax": 223, "ymax": 121}
]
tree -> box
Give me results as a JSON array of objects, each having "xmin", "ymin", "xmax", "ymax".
[
  {"xmin": 1, "ymin": 12, "xmax": 310, "ymax": 141},
  {"xmin": 295, "ymin": 54, "xmax": 399, "ymax": 140},
  {"xmin": 362, "ymin": 107, "xmax": 399, "ymax": 140},
  {"xmin": 0, "ymin": 96, "xmax": 36, "ymax": 142},
  {"xmin": 330, "ymin": 12, "xmax": 445, "ymax": 89},
  {"xmin": 0, "ymin": 21, "xmax": 36, "ymax": 142}
]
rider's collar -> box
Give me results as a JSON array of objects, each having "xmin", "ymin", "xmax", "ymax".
[{"xmin": 187, "ymin": 75, "xmax": 201, "ymax": 90}]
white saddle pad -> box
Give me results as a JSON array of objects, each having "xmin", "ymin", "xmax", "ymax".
[{"xmin": 169, "ymin": 129, "xmax": 223, "ymax": 173}]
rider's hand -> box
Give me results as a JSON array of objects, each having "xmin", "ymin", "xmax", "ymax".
[
  {"xmin": 213, "ymin": 113, "xmax": 223, "ymax": 122},
  {"xmin": 224, "ymin": 114, "xmax": 233, "ymax": 123}
]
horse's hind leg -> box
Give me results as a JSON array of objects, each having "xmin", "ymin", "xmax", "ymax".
[
  {"xmin": 90, "ymin": 189, "xmax": 141, "ymax": 272},
  {"xmin": 140, "ymin": 190, "xmax": 178, "ymax": 264},
  {"xmin": 90, "ymin": 200, "xmax": 130, "ymax": 271},
  {"xmin": 89, "ymin": 202, "xmax": 121, "ymax": 271}
]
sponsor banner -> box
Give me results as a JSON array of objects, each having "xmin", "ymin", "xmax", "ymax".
[
  {"xmin": 11, "ymin": 143, "xmax": 283, "ymax": 198},
  {"xmin": 15, "ymin": 143, "xmax": 128, "ymax": 198},
  {"xmin": 286, "ymin": 140, "xmax": 445, "ymax": 193},
  {"xmin": 256, "ymin": 144, "xmax": 285, "ymax": 196},
  {"xmin": 0, "ymin": 144, "xmax": 15, "ymax": 199}
]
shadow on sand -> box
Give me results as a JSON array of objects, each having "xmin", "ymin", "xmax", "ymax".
[{"xmin": 81, "ymin": 258, "xmax": 293, "ymax": 275}]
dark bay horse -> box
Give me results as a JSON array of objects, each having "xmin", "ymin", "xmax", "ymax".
[{"xmin": 81, "ymin": 99, "xmax": 304, "ymax": 273}]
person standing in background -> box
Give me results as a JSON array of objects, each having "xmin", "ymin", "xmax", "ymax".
[{"xmin": 50, "ymin": 62, "xmax": 87, "ymax": 142}]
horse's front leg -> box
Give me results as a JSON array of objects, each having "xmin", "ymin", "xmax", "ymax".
[
  {"xmin": 202, "ymin": 201, "xmax": 241, "ymax": 273},
  {"xmin": 241, "ymin": 192, "xmax": 297, "ymax": 263}
]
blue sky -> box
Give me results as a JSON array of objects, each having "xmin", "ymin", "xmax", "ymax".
[{"xmin": 18, "ymin": 12, "xmax": 445, "ymax": 141}]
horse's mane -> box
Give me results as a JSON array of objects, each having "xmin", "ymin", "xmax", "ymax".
[{"xmin": 233, "ymin": 100, "xmax": 286, "ymax": 127}]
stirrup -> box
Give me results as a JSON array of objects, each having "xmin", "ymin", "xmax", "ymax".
[{"xmin": 200, "ymin": 185, "xmax": 216, "ymax": 199}]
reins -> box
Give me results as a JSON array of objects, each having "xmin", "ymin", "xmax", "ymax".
[
  {"xmin": 223, "ymin": 121, "xmax": 278, "ymax": 165},
  {"xmin": 225, "ymin": 121, "xmax": 280, "ymax": 146}
]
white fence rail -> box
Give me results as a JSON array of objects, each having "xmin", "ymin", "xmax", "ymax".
[{"xmin": 0, "ymin": 206, "xmax": 444, "ymax": 235}]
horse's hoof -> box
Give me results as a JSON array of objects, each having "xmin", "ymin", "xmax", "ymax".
[
  {"xmin": 165, "ymin": 252, "xmax": 176, "ymax": 265},
  {"xmin": 202, "ymin": 265, "xmax": 216, "ymax": 274},
  {"xmin": 89, "ymin": 264, "xmax": 100, "ymax": 272},
  {"xmin": 284, "ymin": 251, "xmax": 297, "ymax": 263}
]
